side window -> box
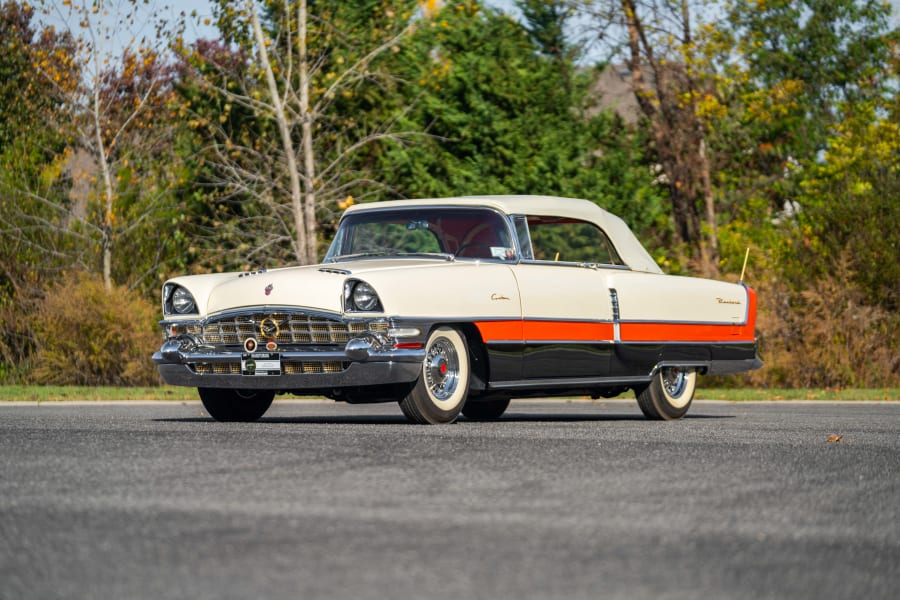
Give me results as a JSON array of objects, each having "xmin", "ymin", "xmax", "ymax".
[
  {"xmin": 513, "ymin": 215, "xmax": 534, "ymax": 260},
  {"xmin": 526, "ymin": 216, "xmax": 622, "ymax": 265}
]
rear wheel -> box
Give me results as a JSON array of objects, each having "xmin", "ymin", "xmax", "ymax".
[
  {"xmin": 399, "ymin": 327, "xmax": 470, "ymax": 424},
  {"xmin": 635, "ymin": 367, "xmax": 696, "ymax": 420},
  {"xmin": 462, "ymin": 398, "xmax": 510, "ymax": 420},
  {"xmin": 198, "ymin": 388, "xmax": 275, "ymax": 422}
]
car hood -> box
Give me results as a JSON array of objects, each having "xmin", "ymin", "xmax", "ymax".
[
  {"xmin": 165, "ymin": 258, "xmax": 504, "ymax": 319},
  {"xmin": 165, "ymin": 265, "xmax": 345, "ymax": 318}
]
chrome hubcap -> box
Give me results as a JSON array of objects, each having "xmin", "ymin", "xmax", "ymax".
[
  {"xmin": 661, "ymin": 367, "xmax": 688, "ymax": 399},
  {"xmin": 424, "ymin": 337, "xmax": 459, "ymax": 401}
]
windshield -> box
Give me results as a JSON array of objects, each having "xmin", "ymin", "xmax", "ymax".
[{"xmin": 325, "ymin": 207, "xmax": 517, "ymax": 262}]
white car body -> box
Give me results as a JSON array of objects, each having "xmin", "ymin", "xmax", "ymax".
[{"xmin": 154, "ymin": 196, "xmax": 761, "ymax": 423}]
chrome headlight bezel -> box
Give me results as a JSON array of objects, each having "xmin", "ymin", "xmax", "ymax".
[
  {"xmin": 343, "ymin": 279, "xmax": 383, "ymax": 313},
  {"xmin": 163, "ymin": 284, "xmax": 198, "ymax": 315}
]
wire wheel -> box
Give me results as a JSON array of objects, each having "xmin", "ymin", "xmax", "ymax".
[{"xmin": 399, "ymin": 327, "xmax": 470, "ymax": 424}]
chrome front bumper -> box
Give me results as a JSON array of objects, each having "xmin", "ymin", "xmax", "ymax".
[{"xmin": 152, "ymin": 337, "xmax": 425, "ymax": 390}]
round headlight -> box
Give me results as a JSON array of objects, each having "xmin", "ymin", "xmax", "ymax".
[
  {"xmin": 171, "ymin": 287, "xmax": 197, "ymax": 314},
  {"xmin": 352, "ymin": 282, "xmax": 379, "ymax": 311}
]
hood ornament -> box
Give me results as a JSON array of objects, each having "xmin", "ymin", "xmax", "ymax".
[{"xmin": 265, "ymin": 283, "xmax": 274, "ymax": 296}]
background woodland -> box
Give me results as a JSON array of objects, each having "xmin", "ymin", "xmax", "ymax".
[{"xmin": 1, "ymin": 0, "xmax": 897, "ymax": 387}]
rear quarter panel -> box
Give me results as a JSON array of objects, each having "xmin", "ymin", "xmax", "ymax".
[{"xmin": 607, "ymin": 271, "xmax": 754, "ymax": 342}]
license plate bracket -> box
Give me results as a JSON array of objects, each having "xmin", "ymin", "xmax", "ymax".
[{"xmin": 241, "ymin": 352, "xmax": 281, "ymax": 376}]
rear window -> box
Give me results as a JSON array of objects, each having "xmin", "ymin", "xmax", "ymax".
[{"xmin": 526, "ymin": 216, "xmax": 622, "ymax": 265}]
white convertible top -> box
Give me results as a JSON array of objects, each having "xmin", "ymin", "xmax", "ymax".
[{"xmin": 343, "ymin": 195, "xmax": 664, "ymax": 274}]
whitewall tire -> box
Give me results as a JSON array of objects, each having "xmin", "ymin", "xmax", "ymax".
[
  {"xmin": 635, "ymin": 367, "xmax": 696, "ymax": 420},
  {"xmin": 399, "ymin": 327, "xmax": 470, "ymax": 424}
]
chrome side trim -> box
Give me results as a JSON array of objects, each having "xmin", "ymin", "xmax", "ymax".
[
  {"xmin": 610, "ymin": 288, "xmax": 621, "ymax": 341},
  {"xmin": 488, "ymin": 375, "xmax": 651, "ymax": 390}
]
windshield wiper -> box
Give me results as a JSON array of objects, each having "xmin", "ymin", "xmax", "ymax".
[
  {"xmin": 328, "ymin": 251, "xmax": 455, "ymax": 262},
  {"xmin": 395, "ymin": 252, "xmax": 455, "ymax": 261},
  {"xmin": 328, "ymin": 251, "xmax": 392, "ymax": 262}
]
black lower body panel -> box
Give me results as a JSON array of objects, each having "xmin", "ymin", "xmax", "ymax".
[{"xmin": 484, "ymin": 341, "xmax": 760, "ymax": 395}]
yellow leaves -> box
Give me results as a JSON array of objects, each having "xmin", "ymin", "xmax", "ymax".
[
  {"xmin": 419, "ymin": 0, "xmax": 443, "ymax": 18},
  {"xmin": 39, "ymin": 153, "xmax": 67, "ymax": 188},
  {"xmin": 695, "ymin": 93, "xmax": 726, "ymax": 120},
  {"xmin": 744, "ymin": 79, "xmax": 803, "ymax": 124},
  {"xmin": 852, "ymin": 181, "xmax": 873, "ymax": 195}
]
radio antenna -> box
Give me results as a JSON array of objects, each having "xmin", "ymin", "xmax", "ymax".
[{"xmin": 739, "ymin": 247, "xmax": 750, "ymax": 285}]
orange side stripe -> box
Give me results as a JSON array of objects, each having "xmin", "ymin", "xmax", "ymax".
[
  {"xmin": 619, "ymin": 322, "xmax": 752, "ymax": 342},
  {"xmin": 524, "ymin": 321, "xmax": 615, "ymax": 342},
  {"xmin": 475, "ymin": 320, "xmax": 613, "ymax": 342},
  {"xmin": 475, "ymin": 320, "xmax": 523, "ymax": 342},
  {"xmin": 475, "ymin": 318, "xmax": 755, "ymax": 344}
]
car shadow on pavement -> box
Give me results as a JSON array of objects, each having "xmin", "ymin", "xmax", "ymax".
[
  {"xmin": 471, "ymin": 412, "xmax": 733, "ymax": 422},
  {"xmin": 154, "ymin": 411, "xmax": 732, "ymax": 425}
]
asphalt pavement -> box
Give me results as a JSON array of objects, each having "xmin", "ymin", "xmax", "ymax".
[{"xmin": 1, "ymin": 399, "xmax": 898, "ymax": 599}]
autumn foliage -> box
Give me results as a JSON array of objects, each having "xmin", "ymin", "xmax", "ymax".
[
  {"xmin": 1, "ymin": 0, "xmax": 898, "ymax": 388},
  {"xmin": 29, "ymin": 272, "xmax": 160, "ymax": 386}
]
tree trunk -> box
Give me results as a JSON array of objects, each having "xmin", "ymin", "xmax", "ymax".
[
  {"xmin": 620, "ymin": 0, "xmax": 718, "ymax": 276},
  {"xmin": 94, "ymin": 79, "xmax": 114, "ymax": 291},
  {"xmin": 698, "ymin": 137, "xmax": 718, "ymax": 277},
  {"xmin": 298, "ymin": 0, "xmax": 317, "ymax": 264},
  {"xmin": 249, "ymin": 0, "xmax": 309, "ymax": 264}
]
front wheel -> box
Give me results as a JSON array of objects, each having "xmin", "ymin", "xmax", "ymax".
[
  {"xmin": 635, "ymin": 367, "xmax": 696, "ymax": 420},
  {"xmin": 399, "ymin": 327, "xmax": 470, "ymax": 424},
  {"xmin": 198, "ymin": 388, "xmax": 275, "ymax": 422}
]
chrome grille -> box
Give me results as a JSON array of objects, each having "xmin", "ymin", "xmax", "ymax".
[
  {"xmin": 190, "ymin": 361, "xmax": 349, "ymax": 375},
  {"xmin": 176, "ymin": 312, "xmax": 386, "ymax": 346}
]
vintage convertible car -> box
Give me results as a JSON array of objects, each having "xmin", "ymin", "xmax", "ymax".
[{"xmin": 153, "ymin": 196, "xmax": 761, "ymax": 423}]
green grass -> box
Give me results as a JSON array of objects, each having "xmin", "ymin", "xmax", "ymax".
[
  {"xmin": 0, "ymin": 385, "xmax": 199, "ymax": 402},
  {"xmin": 696, "ymin": 387, "xmax": 899, "ymax": 401},
  {"xmin": 0, "ymin": 385, "xmax": 897, "ymax": 402}
]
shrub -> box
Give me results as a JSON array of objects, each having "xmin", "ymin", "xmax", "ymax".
[
  {"xmin": 29, "ymin": 272, "xmax": 161, "ymax": 386},
  {"xmin": 0, "ymin": 272, "xmax": 42, "ymax": 384},
  {"xmin": 711, "ymin": 256, "xmax": 900, "ymax": 389},
  {"xmin": 765, "ymin": 274, "xmax": 899, "ymax": 388}
]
